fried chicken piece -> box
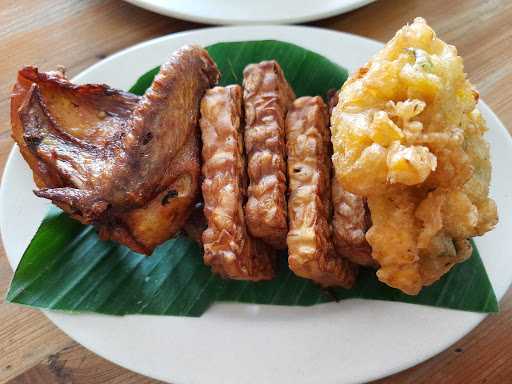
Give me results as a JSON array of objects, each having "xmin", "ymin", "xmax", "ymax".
[
  {"xmin": 200, "ymin": 85, "xmax": 275, "ymax": 281},
  {"xmin": 331, "ymin": 18, "xmax": 498, "ymax": 294},
  {"xmin": 243, "ymin": 61, "xmax": 295, "ymax": 249},
  {"xmin": 183, "ymin": 201, "xmax": 207, "ymax": 244},
  {"xmin": 11, "ymin": 45, "xmax": 220, "ymax": 254},
  {"xmin": 11, "ymin": 66, "xmax": 139, "ymax": 190},
  {"xmin": 327, "ymin": 90, "xmax": 375, "ymax": 267},
  {"xmin": 112, "ymin": 132, "xmax": 201, "ymax": 253},
  {"xmin": 286, "ymin": 96, "xmax": 356, "ymax": 288}
]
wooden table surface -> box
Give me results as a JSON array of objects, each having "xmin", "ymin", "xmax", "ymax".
[{"xmin": 0, "ymin": 0, "xmax": 511, "ymax": 383}]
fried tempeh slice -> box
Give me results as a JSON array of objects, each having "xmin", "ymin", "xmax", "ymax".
[
  {"xmin": 286, "ymin": 96, "xmax": 356, "ymax": 288},
  {"xmin": 328, "ymin": 90, "xmax": 375, "ymax": 267},
  {"xmin": 331, "ymin": 184, "xmax": 375, "ymax": 267},
  {"xmin": 200, "ymin": 85, "xmax": 275, "ymax": 281},
  {"xmin": 243, "ymin": 61, "xmax": 295, "ymax": 249}
]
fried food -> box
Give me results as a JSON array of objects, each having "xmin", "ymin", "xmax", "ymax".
[
  {"xmin": 115, "ymin": 132, "xmax": 201, "ymax": 252},
  {"xmin": 183, "ymin": 201, "xmax": 207, "ymax": 244},
  {"xmin": 331, "ymin": 18, "xmax": 498, "ymax": 294},
  {"xmin": 331, "ymin": 184, "xmax": 375, "ymax": 267},
  {"xmin": 243, "ymin": 61, "xmax": 295, "ymax": 249},
  {"xmin": 11, "ymin": 45, "xmax": 219, "ymax": 254},
  {"xmin": 328, "ymin": 90, "xmax": 375, "ymax": 267},
  {"xmin": 326, "ymin": 89, "xmax": 340, "ymax": 114},
  {"xmin": 286, "ymin": 96, "xmax": 356, "ymax": 288},
  {"xmin": 200, "ymin": 85, "xmax": 275, "ymax": 281}
]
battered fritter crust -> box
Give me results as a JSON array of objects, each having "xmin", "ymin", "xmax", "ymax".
[{"xmin": 331, "ymin": 18, "xmax": 498, "ymax": 294}]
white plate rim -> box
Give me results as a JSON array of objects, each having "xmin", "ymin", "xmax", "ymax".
[
  {"xmin": 123, "ymin": 0, "xmax": 375, "ymax": 25},
  {"xmin": 1, "ymin": 25, "xmax": 511, "ymax": 384}
]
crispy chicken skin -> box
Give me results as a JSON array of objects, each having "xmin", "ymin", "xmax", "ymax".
[
  {"xmin": 286, "ymin": 96, "xmax": 356, "ymax": 288},
  {"xmin": 200, "ymin": 85, "xmax": 275, "ymax": 281},
  {"xmin": 11, "ymin": 45, "xmax": 219, "ymax": 254},
  {"xmin": 110, "ymin": 132, "xmax": 201, "ymax": 253},
  {"xmin": 243, "ymin": 61, "xmax": 295, "ymax": 249},
  {"xmin": 328, "ymin": 90, "xmax": 375, "ymax": 267},
  {"xmin": 331, "ymin": 18, "xmax": 497, "ymax": 294},
  {"xmin": 11, "ymin": 66, "xmax": 139, "ymax": 191}
]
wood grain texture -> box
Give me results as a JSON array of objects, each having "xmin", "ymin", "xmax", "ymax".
[
  {"xmin": 1, "ymin": 0, "xmax": 511, "ymax": 383},
  {"xmin": 7, "ymin": 344, "xmax": 161, "ymax": 384}
]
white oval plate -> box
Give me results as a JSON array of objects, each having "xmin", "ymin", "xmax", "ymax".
[
  {"xmin": 124, "ymin": 0, "xmax": 375, "ymax": 25},
  {"xmin": 1, "ymin": 26, "xmax": 511, "ymax": 384}
]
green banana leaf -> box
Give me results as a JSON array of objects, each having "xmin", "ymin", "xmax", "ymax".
[{"xmin": 6, "ymin": 40, "xmax": 498, "ymax": 316}]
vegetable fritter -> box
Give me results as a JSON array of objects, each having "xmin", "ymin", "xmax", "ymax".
[{"xmin": 331, "ymin": 18, "xmax": 498, "ymax": 294}]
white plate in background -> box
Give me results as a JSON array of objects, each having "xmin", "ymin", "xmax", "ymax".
[
  {"xmin": 1, "ymin": 25, "xmax": 511, "ymax": 384},
  {"xmin": 124, "ymin": 0, "xmax": 375, "ymax": 25}
]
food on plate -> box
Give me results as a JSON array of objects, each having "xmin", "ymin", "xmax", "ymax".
[
  {"xmin": 331, "ymin": 184, "xmax": 375, "ymax": 267},
  {"xmin": 200, "ymin": 85, "xmax": 275, "ymax": 280},
  {"xmin": 286, "ymin": 96, "xmax": 356, "ymax": 288},
  {"xmin": 328, "ymin": 90, "xmax": 375, "ymax": 267},
  {"xmin": 10, "ymin": 20, "xmax": 498, "ymax": 297},
  {"xmin": 243, "ymin": 61, "xmax": 295, "ymax": 249},
  {"xmin": 183, "ymin": 201, "xmax": 207, "ymax": 244},
  {"xmin": 11, "ymin": 45, "xmax": 219, "ymax": 254},
  {"xmin": 330, "ymin": 18, "xmax": 498, "ymax": 294}
]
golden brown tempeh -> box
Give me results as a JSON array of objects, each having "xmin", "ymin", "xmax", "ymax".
[
  {"xmin": 242, "ymin": 61, "xmax": 295, "ymax": 249},
  {"xmin": 200, "ymin": 85, "xmax": 275, "ymax": 281},
  {"xmin": 286, "ymin": 96, "xmax": 356, "ymax": 288},
  {"xmin": 331, "ymin": 183, "xmax": 375, "ymax": 267}
]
